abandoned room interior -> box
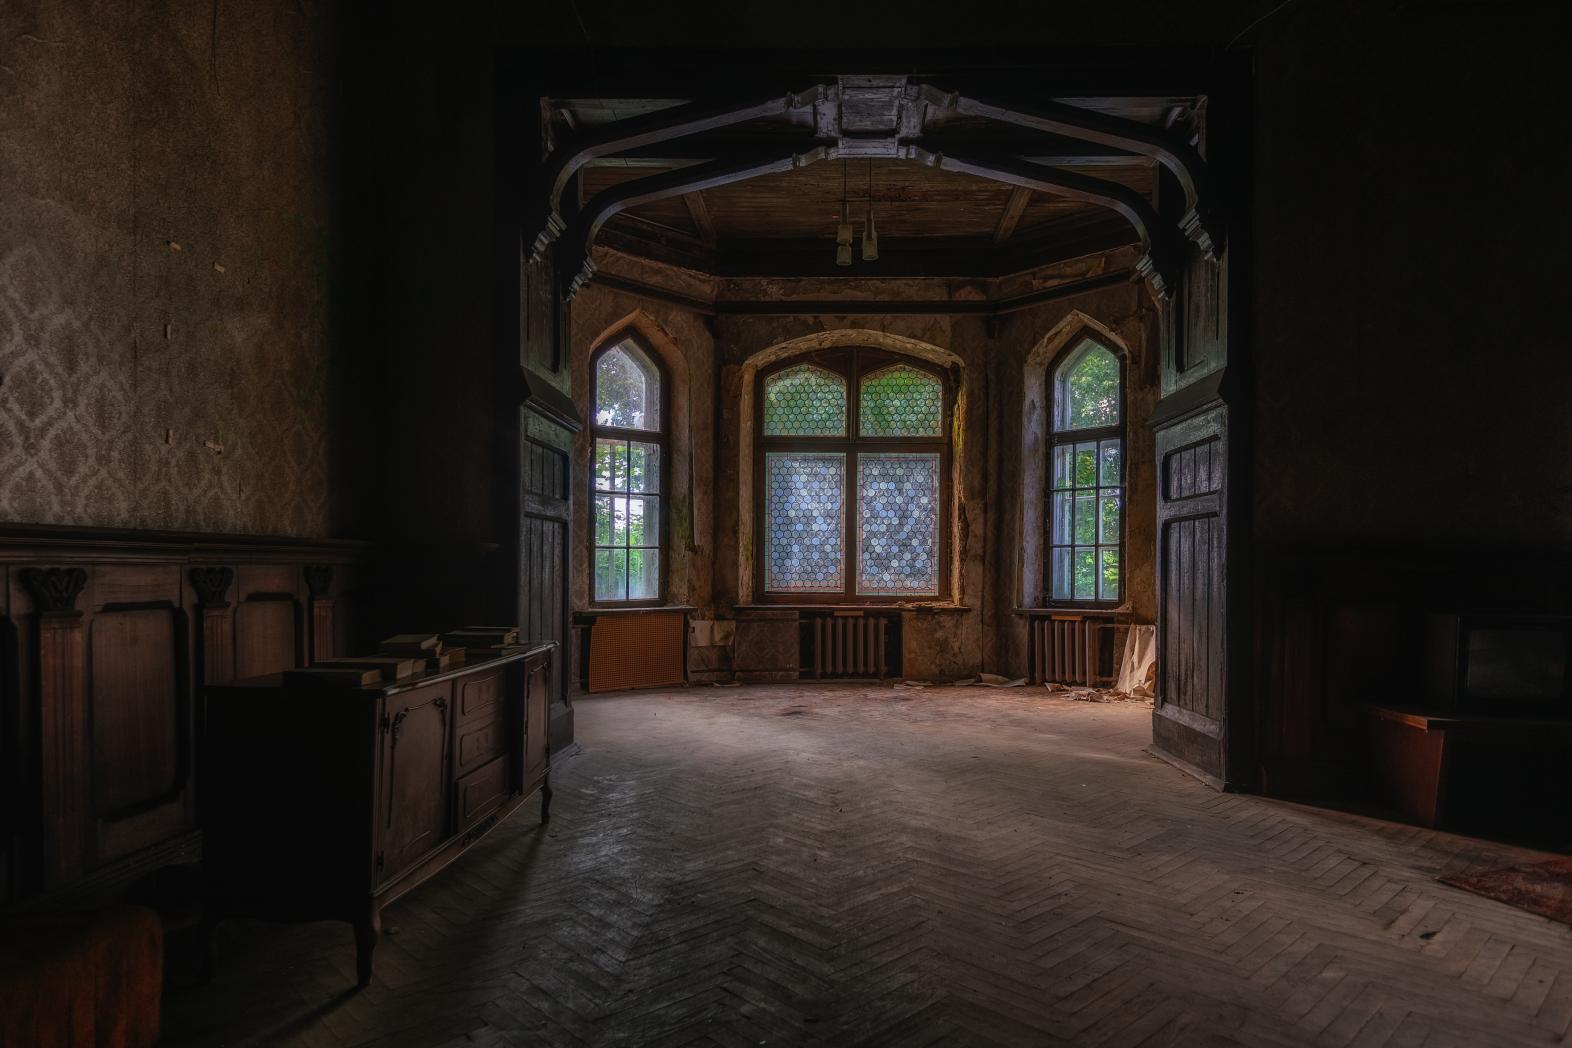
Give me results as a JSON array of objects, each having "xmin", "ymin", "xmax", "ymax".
[{"xmin": 3, "ymin": 1, "xmax": 1572, "ymax": 1045}]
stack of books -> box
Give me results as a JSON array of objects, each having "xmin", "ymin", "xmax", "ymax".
[
  {"xmin": 380, "ymin": 633, "xmax": 464, "ymax": 673},
  {"xmin": 441, "ymin": 626, "xmax": 519, "ymax": 651},
  {"xmin": 290, "ymin": 655, "xmax": 421, "ymax": 686}
]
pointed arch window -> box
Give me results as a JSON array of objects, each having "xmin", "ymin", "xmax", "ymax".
[
  {"xmin": 756, "ymin": 349, "xmax": 950, "ymax": 603},
  {"xmin": 592, "ymin": 337, "xmax": 666, "ymax": 603},
  {"xmin": 1048, "ymin": 339, "xmax": 1123, "ymax": 604}
]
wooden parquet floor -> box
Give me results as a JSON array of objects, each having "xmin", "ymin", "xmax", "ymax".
[{"xmin": 161, "ymin": 685, "xmax": 1572, "ymax": 1047}]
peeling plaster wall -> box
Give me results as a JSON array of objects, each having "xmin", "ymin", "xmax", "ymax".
[{"xmin": 0, "ymin": 0, "xmax": 370, "ymax": 536}]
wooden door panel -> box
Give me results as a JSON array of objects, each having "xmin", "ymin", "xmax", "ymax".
[
  {"xmin": 90, "ymin": 607, "xmax": 181, "ymax": 817},
  {"xmin": 381, "ymin": 687, "xmax": 450, "ymax": 879},
  {"xmin": 1152, "ymin": 406, "xmax": 1230, "ymax": 782},
  {"xmin": 453, "ymin": 716, "xmax": 505, "ymax": 778},
  {"xmin": 457, "ymin": 669, "xmax": 502, "ymax": 724}
]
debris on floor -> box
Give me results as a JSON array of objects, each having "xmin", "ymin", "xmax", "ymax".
[
  {"xmin": 1044, "ymin": 682, "xmax": 1153, "ymax": 704},
  {"xmin": 977, "ymin": 673, "xmax": 1027, "ymax": 687}
]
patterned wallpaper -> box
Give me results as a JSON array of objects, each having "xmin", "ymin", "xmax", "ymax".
[{"xmin": 0, "ymin": 0, "xmax": 358, "ymax": 537}]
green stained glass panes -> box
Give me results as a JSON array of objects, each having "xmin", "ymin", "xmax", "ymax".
[
  {"xmin": 859, "ymin": 364, "xmax": 942, "ymax": 437},
  {"xmin": 857, "ymin": 453, "xmax": 940, "ymax": 596},
  {"xmin": 764, "ymin": 364, "xmax": 846, "ymax": 436},
  {"xmin": 764, "ymin": 453, "xmax": 846, "ymax": 591},
  {"xmin": 1053, "ymin": 339, "xmax": 1121, "ymax": 432},
  {"xmin": 595, "ymin": 342, "xmax": 661, "ymax": 432}
]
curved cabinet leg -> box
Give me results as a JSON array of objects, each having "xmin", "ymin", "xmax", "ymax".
[{"xmin": 353, "ymin": 908, "xmax": 382, "ymax": 988}]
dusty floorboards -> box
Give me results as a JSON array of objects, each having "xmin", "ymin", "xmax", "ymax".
[{"xmin": 162, "ymin": 684, "xmax": 1572, "ymax": 1046}]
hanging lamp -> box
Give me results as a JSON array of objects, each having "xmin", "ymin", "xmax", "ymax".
[
  {"xmin": 836, "ymin": 159, "xmax": 853, "ymax": 266},
  {"xmin": 861, "ymin": 159, "xmax": 880, "ymax": 262}
]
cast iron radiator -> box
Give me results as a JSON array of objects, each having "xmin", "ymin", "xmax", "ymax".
[
  {"xmin": 800, "ymin": 612, "xmax": 900, "ymax": 679},
  {"xmin": 1030, "ymin": 613, "xmax": 1126, "ymax": 686}
]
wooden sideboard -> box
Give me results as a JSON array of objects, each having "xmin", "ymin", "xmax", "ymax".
[{"xmin": 202, "ymin": 643, "xmax": 554, "ymax": 986}]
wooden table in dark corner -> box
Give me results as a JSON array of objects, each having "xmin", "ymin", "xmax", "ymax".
[{"xmin": 201, "ymin": 642, "xmax": 555, "ymax": 986}]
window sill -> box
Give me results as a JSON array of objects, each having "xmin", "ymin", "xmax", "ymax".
[
  {"xmin": 734, "ymin": 603, "xmax": 971, "ymax": 614},
  {"xmin": 574, "ymin": 604, "xmax": 695, "ymax": 623},
  {"xmin": 1012, "ymin": 605, "xmax": 1131, "ymax": 617}
]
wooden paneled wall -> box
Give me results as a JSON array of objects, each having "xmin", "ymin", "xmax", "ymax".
[
  {"xmin": 0, "ymin": 526, "xmax": 369, "ymax": 902},
  {"xmin": 1251, "ymin": 549, "xmax": 1572, "ymax": 801}
]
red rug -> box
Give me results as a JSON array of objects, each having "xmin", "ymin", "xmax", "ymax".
[{"xmin": 1441, "ymin": 857, "xmax": 1572, "ymax": 926}]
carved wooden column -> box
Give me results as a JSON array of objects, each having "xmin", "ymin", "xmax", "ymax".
[
  {"xmin": 190, "ymin": 567, "xmax": 235, "ymax": 687},
  {"xmin": 304, "ymin": 565, "xmax": 335, "ymax": 664},
  {"xmin": 21, "ymin": 566, "xmax": 88, "ymax": 888}
]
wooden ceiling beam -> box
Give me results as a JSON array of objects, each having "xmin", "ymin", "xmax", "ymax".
[
  {"xmin": 562, "ymin": 146, "xmax": 831, "ymax": 297},
  {"xmin": 683, "ymin": 192, "xmax": 718, "ymax": 247},
  {"xmin": 531, "ymin": 85, "xmax": 833, "ymax": 259},
  {"xmin": 992, "ymin": 188, "xmax": 1033, "ymax": 246},
  {"xmin": 594, "ymin": 131, "xmax": 1140, "ymax": 167},
  {"xmin": 902, "ymin": 146, "xmax": 1179, "ymax": 297},
  {"xmin": 913, "ymin": 84, "xmax": 1220, "ymax": 257}
]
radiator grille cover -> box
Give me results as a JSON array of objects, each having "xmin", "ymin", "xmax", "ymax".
[{"xmin": 588, "ymin": 611, "xmax": 687, "ymax": 693}]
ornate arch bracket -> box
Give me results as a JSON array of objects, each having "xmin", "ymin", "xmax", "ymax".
[
  {"xmin": 531, "ymin": 85, "xmax": 834, "ymax": 259},
  {"xmin": 900, "ymin": 146, "xmax": 1181, "ymax": 300},
  {"xmin": 910, "ymin": 83, "xmax": 1222, "ymax": 259},
  {"xmin": 560, "ymin": 146, "xmax": 831, "ymax": 298}
]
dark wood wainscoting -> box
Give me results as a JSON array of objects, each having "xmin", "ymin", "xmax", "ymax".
[
  {"xmin": 0, "ymin": 525, "xmax": 370, "ymax": 903},
  {"xmin": 1251, "ymin": 548, "xmax": 1572, "ymax": 802}
]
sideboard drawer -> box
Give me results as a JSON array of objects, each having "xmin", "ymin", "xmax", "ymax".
[
  {"xmin": 455, "ymin": 756, "xmax": 509, "ymax": 828},
  {"xmin": 453, "ymin": 715, "xmax": 506, "ymax": 778},
  {"xmin": 455, "ymin": 668, "xmax": 504, "ymax": 725}
]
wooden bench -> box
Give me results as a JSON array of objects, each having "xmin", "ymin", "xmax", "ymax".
[{"xmin": 1365, "ymin": 706, "xmax": 1572, "ymax": 827}]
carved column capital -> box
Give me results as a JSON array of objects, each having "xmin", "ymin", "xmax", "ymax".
[
  {"xmin": 304, "ymin": 564, "xmax": 334, "ymax": 600},
  {"xmin": 189, "ymin": 566, "xmax": 235, "ymax": 609},
  {"xmin": 19, "ymin": 566, "xmax": 87, "ymax": 617}
]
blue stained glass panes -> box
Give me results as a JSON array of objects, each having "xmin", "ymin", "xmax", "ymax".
[
  {"xmin": 859, "ymin": 364, "xmax": 942, "ymax": 437},
  {"xmin": 763, "ymin": 364, "xmax": 846, "ymax": 436},
  {"xmin": 764, "ymin": 453, "xmax": 846, "ymax": 592},
  {"xmin": 857, "ymin": 453, "xmax": 940, "ymax": 596}
]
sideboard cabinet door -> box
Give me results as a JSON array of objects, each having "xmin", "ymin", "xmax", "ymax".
[{"xmin": 379, "ymin": 685, "xmax": 451, "ymax": 881}]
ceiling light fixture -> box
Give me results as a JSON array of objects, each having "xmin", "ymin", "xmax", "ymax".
[
  {"xmin": 861, "ymin": 160, "xmax": 880, "ymax": 262},
  {"xmin": 836, "ymin": 159, "xmax": 853, "ymax": 267}
]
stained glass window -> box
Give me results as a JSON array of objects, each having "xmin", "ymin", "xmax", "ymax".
[
  {"xmin": 764, "ymin": 453, "xmax": 845, "ymax": 592},
  {"xmin": 859, "ymin": 365, "xmax": 943, "ymax": 437},
  {"xmin": 1049, "ymin": 339, "xmax": 1122, "ymax": 603},
  {"xmin": 757, "ymin": 350, "xmax": 950, "ymax": 602},
  {"xmin": 763, "ymin": 364, "xmax": 846, "ymax": 436},
  {"xmin": 593, "ymin": 339, "xmax": 664, "ymax": 602},
  {"xmin": 858, "ymin": 454, "xmax": 940, "ymax": 595}
]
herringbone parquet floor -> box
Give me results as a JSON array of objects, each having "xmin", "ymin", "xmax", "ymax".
[{"xmin": 162, "ymin": 685, "xmax": 1572, "ymax": 1047}]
